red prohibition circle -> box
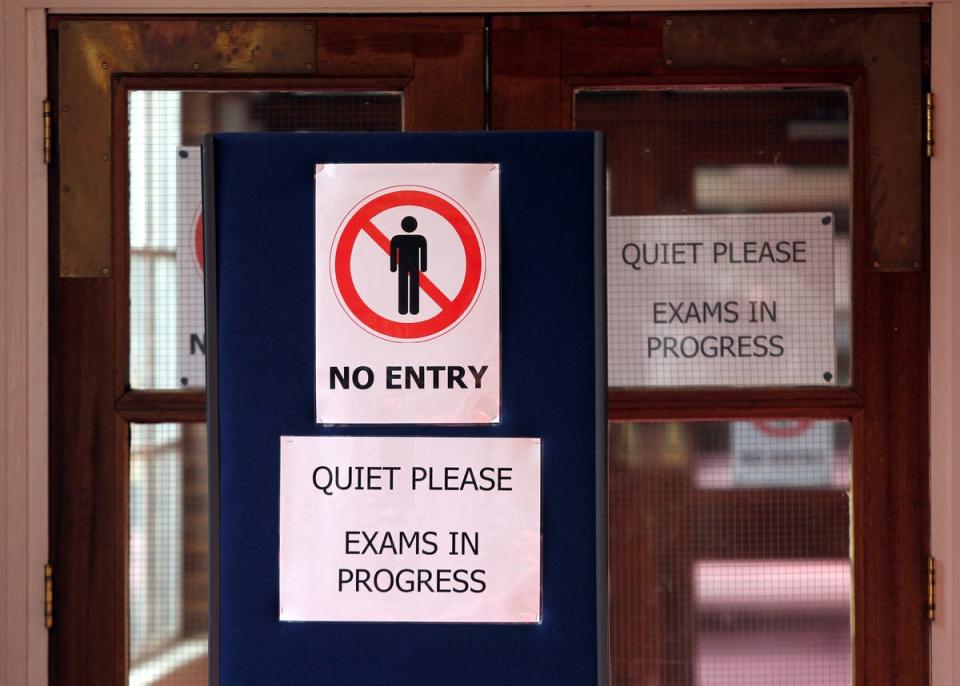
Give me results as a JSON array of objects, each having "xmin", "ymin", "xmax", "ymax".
[
  {"xmin": 332, "ymin": 188, "xmax": 484, "ymax": 340},
  {"xmin": 753, "ymin": 419, "xmax": 814, "ymax": 438}
]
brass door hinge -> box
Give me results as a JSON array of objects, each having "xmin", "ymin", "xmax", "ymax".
[
  {"xmin": 43, "ymin": 100, "xmax": 53, "ymax": 165},
  {"xmin": 925, "ymin": 93, "xmax": 934, "ymax": 158},
  {"xmin": 927, "ymin": 556, "xmax": 936, "ymax": 622},
  {"xmin": 44, "ymin": 563, "xmax": 53, "ymax": 629}
]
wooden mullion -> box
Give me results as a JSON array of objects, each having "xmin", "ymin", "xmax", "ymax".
[
  {"xmin": 565, "ymin": 69, "xmax": 863, "ymax": 90},
  {"xmin": 116, "ymin": 390, "xmax": 206, "ymax": 423},
  {"xmin": 114, "ymin": 74, "xmax": 412, "ymax": 93},
  {"xmin": 851, "ymin": 408, "xmax": 867, "ymax": 686},
  {"xmin": 848, "ymin": 74, "xmax": 870, "ymax": 686},
  {"xmin": 849, "ymin": 74, "xmax": 869, "ymax": 396},
  {"xmin": 113, "ymin": 75, "xmax": 131, "ymax": 403},
  {"xmin": 609, "ymin": 388, "xmax": 863, "ymax": 422},
  {"xmin": 609, "ymin": 403, "xmax": 860, "ymax": 422},
  {"xmin": 859, "ymin": 270, "xmax": 930, "ymax": 684}
]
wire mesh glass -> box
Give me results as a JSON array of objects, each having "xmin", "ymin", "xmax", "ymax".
[
  {"xmin": 128, "ymin": 90, "xmax": 404, "ymax": 390},
  {"xmin": 608, "ymin": 420, "xmax": 852, "ymax": 685},
  {"xmin": 126, "ymin": 90, "xmax": 402, "ymax": 685},
  {"xmin": 576, "ymin": 88, "xmax": 852, "ymax": 387},
  {"xmin": 129, "ymin": 423, "xmax": 208, "ymax": 686}
]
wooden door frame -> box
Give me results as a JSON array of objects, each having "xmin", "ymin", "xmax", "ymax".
[{"xmin": 2, "ymin": 1, "xmax": 957, "ymax": 685}]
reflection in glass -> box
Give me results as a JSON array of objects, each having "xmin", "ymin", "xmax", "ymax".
[{"xmin": 608, "ymin": 420, "xmax": 852, "ymax": 685}]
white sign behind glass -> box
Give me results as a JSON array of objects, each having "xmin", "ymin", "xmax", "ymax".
[
  {"xmin": 176, "ymin": 146, "xmax": 205, "ymax": 388},
  {"xmin": 279, "ymin": 436, "xmax": 541, "ymax": 623},
  {"xmin": 607, "ymin": 213, "xmax": 836, "ymax": 387},
  {"xmin": 732, "ymin": 420, "xmax": 835, "ymax": 488}
]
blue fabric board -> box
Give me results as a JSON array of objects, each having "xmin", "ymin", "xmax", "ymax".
[{"xmin": 206, "ymin": 132, "xmax": 604, "ymax": 685}]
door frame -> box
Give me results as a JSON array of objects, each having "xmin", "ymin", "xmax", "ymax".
[{"xmin": 2, "ymin": 1, "xmax": 956, "ymax": 685}]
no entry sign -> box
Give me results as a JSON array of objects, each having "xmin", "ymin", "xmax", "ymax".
[{"xmin": 315, "ymin": 164, "xmax": 500, "ymax": 424}]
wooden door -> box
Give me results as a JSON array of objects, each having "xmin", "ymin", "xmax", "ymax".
[
  {"xmin": 48, "ymin": 15, "xmax": 484, "ymax": 685},
  {"xmin": 492, "ymin": 10, "xmax": 929, "ymax": 686}
]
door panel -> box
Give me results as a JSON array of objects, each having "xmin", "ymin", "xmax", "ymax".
[
  {"xmin": 491, "ymin": 10, "xmax": 929, "ymax": 685},
  {"xmin": 49, "ymin": 15, "xmax": 484, "ymax": 685}
]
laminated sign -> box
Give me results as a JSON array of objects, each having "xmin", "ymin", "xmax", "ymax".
[
  {"xmin": 607, "ymin": 213, "xmax": 836, "ymax": 387},
  {"xmin": 315, "ymin": 164, "xmax": 500, "ymax": 424},
  {"xmin": 279, "ymin": 436, "xmax": 542, "ymax": 623}
]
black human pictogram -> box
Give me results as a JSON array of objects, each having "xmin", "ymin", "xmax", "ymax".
[{"xmin": 390, "ymin": 216, "xmax": 428, "ymax": 315}]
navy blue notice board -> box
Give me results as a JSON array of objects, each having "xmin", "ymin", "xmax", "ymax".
[{"xmin": 203, "ymin": 132, "xmax": 607, "ymax": 685}]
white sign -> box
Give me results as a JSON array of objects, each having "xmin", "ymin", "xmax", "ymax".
[
  {"xmin": 279, "ymin": 436, "xmax": 541, "ymax": 623},
  {"xmin": 732, "ymin": 420, "xmax": 834, "ymax": 487},
  {"xmin": 176, "ymin": 146, "xmax": 205, "ymax": 388},
  {"xmin": 315, "ymin": 164, "xmax": 500, "ymax": 424},
  {"xmin": 607, "ymin": 213, "xmax": 836, "ymax": 387}
]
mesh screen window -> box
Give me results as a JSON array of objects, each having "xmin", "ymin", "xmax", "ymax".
[
  {"xmin": 128, "ymin": 90, "xmax": 404, "ymax": 390},
  {"xmin": 129, "ymin": 423, "xmax": 208, "ymax": 686},
  {"xmin": 608, "ymin": 420, "xmax": 852, "ymax": 685},
  {"xmin": 576, "ymin": 88, "xmax": 852, "ymax": 387},
  {"xmin": 126, "ymin": 89, "xmax": 402, "ymax": 686}
]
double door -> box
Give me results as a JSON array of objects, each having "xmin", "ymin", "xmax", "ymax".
[{"xmin": 50, "ymin": 11, "xmax": 929, "ymax": 685}]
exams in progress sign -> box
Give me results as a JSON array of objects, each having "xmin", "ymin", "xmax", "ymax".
[
  {"xmin": 608, "ymin": 213, "xmax": 836, "ymax": 387},
  {"xmin": 279, "ymin": 436, "xmax": 541, "ymax": 623},
  {"xmin": 315, "ymin": 164, "xmax": 500, "ymax": 425}
]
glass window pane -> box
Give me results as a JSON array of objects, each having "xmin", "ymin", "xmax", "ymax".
[
  {"xmin": 576, "ymin": 88, "xmax": 852, "ymax": 387},
  {"xmin": 608, "ymin": 420, "xmax": 852, "ymax": 685},
  {"xmin": 129, "ymin": 423, "xmax": 208, "ymax": 686},
  {"xmin": 128, "ymin": 90, "xmax": 404, "ymax": 390}
]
